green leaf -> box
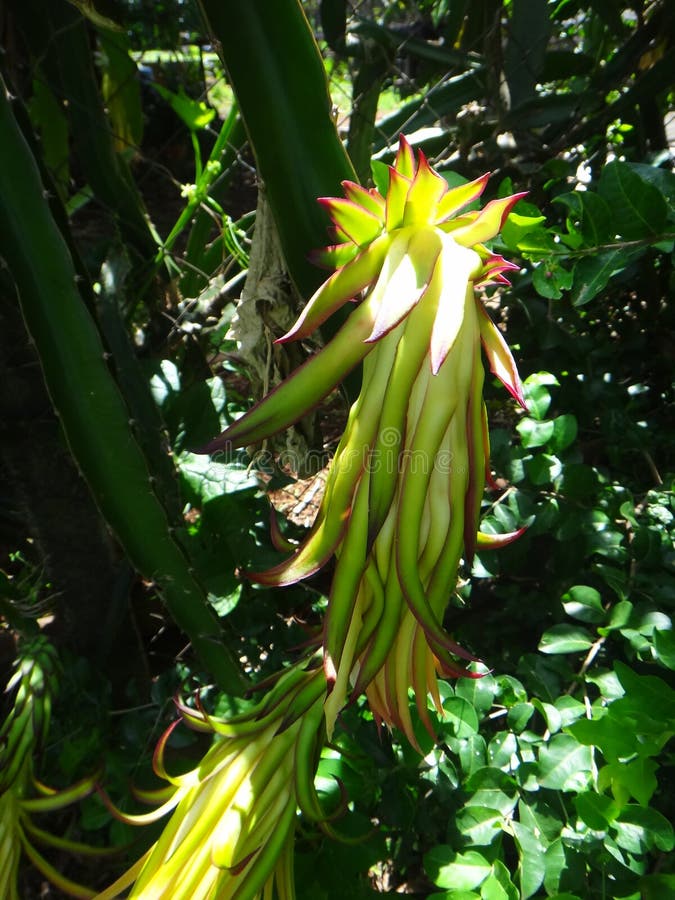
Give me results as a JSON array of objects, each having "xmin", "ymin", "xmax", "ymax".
[
  {"xmin": 495, "ymin": 675, "xmax": 528, "ymax": 706},
  {"xmin": 490, "ymin": 860, "xmax": 518, "ymax": 900},
  {"xmin": 571, "ymin": 247, "xmax": 645, "ymax": 306},
  {"xmin": 539, "ymin": 625, "xmax": 594, "ymax": 654},
  {"xmin": 629, "ymin": 163, "xmax": 675, "ymax": 207},
  {"xmin": 487, "ymin": 732, "xmax": 518, "ymax": 770},
  {"xmin": 598, "ymin": 758, "xmax": 659, "ymax": 806},
  {"xmin": 599, "ymin": 161, "xmax": 668, "ymax": 240},
  {"xmin": 525, "ymin": 453, "xmax": 561, "ymax": 485},
  {"xmin": 561, "ymin": 586, "xmax": 606, "ymax": 623},
  {"xmin": 554, "ymin": 695, "xmax": 586, "ymax": 728},
  {"xmin": 512, "ymin": 821, "xmax": 546, "ymax": 898},
  {"xmin": 517, "ymin": 417, "xmax": 555, "ymax": 449},
  {"xmin": 537, "ymin": 734, "xmax": 593, "ymax": 790},
  {"xmin": 431, "ymin": 893, "xmax": 480, "ymax": 900},
  {"xmin": 532, "ymin": 699, "xmax": 563, "ymax": 734},
  {"xmin": 207, "ymin": 585, "xmax": 242, "ymax": 617},
  {"xmin": 614, "ymin": 662, "xmax": 675, "ymax": 721},
  {"xmin": 480, "ymin": 860, "xmax": 519, "ymax": 900},
  {"xmin": 455, "ymin": 669, "xmax": 497, "ymax": 718},
  {"xmin": 464, "ymin": 768, "xmax": 519, "ymax": 816},
  {"xmin": 613, "ymin": 805, "xmax": 674, "ymax": 855},
  {"xmin": 532, "ymin": 259, "xmax": 574, "ymax": 300},
  {"xmin": 523, "ymin": 372, "xmax": 558, "ymax": 420},
  {"xmin": 559, "ymin": 464, "xmax": 600, "ymax": 499},
  {"xmin": 573, "ymin": 791, "xmax": 621, "ymax": 830},
  {"xmin": 518, "ymin": 797, "xmax": 564, "ymax": 844},
  {"xmin": 507, "ymin": 703, "xmax": 534, "ymax": 732},
  {"xmin": 549, "ymin": 414, "xmax": 578, "ymax": 452},
  {"xmin": 425, "ymin": 848, "xmax": 492, "ymax": 891},
  {"xmin": 543, "ymin": 838, "xmax": 567, "ymax": 895},
  {"xmin": 555, "ymin": 191, "xmax": 613, "ymax": 244},
  {"xmin": 594, "ymin": 562, "xmax": 629, "ymax": 601},
  {"xmin": 455, "ymin": 807, "xmax": 503, "ymax": 847},
  {"xmin": 178, "ymin": 451, "xmax": 257, "ymax": 504},
  {"xmin": 371, "ymin": 159, "xmax": 389, "ymax": 195},
  {"xmin": 154, "ymin": 83, "xmax": 217, "ymax": 131},
  {"xmin": 568, "ymin": 715, "xmax": 633, "ymax": 762},
  {"xmin": 600, "ymin": 599, "xmax": 634, "ymax": 633},
  {"xmin": 654, "ymin": 629, "xmax": 675, "ymax": 669},
  {"xmin": 458, "ymin": 735, "xmax": 488, "ymax": 777},
  {"xmin": 501, "ymin": 203, "xmax": 546, "ymax": 251},
  {"xmin": 585, "ymin": 668, "xmax": 624, "ymax": 700},
  {"xmin": 442, "ymin": 697, "xmax": 480, "ymax": 738}
]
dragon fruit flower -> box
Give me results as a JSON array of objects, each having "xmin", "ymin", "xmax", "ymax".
[
  {"xmin": 203, "ymin": 136, "xmax": 526, "ymax": 743},
  {"xmin": 97, "ymin": 660, "xmax": 330, "ymax": 900}
]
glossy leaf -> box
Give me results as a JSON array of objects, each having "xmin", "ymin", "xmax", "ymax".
[
  {"xmin": 538, "ymin": 625, "xmax": 594, "ymax": 654},
  {"xmin": 425, "ymin": 848, "xmax": 492, "ymax": 891},
  {"xmin": 537, "ymin": 734, "xmax": 593, "ymax": 790}
]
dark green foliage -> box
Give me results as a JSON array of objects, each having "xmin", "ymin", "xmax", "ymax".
[{"xmin": 0, "ymin": 1, "xmax": 673, "ymax": 897}]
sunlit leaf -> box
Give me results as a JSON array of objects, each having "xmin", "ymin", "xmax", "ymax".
[
  {"xmin": 537, "ymin": 734, "xmax": 593, "ymax": 790},
  {"xmin": 425, "ymin": 847, "xmax": 492, "ymax": 891},
  {"xmin": 539, "ymin": 625, "xmax": 594, "ymax": 654},
  {"xmin": 561, "ymin": 586, "xmax": 606, "ymax": 623}
]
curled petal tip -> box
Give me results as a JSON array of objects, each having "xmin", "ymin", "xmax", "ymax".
[
  {"xmin": 269, "ymin": 507, "xmax": 296, "ymax": 553},
  {"xmin": 478, "ymin": 304, "xmax": 527, "ymax": 408},
  {"xmin": 500, "ymin": 191, "xmax": 529, "ymax": 224},
  {"xmin": 476, "ymin": 525, "xmax": 527, "ymax": 551}
]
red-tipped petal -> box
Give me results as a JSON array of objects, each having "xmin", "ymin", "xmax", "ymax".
[
  {"xmin": 476, "ymin": 253, "xmax": 520, "ymax": 285},
  {"xmin": 403, "ymin": 150, "xmax": 448, "ymax": 226},
  {"xmin": 282, "ymin": 235, "xmax": 389, "ymax": 344},
  {"xmin": 436, "ymin": 172, "xmax": 490, "ymax": 222},
  {"xmin": 429, "ymin": 241, "xmax": 481, "ymax": 374},
  {"xmin": 342, "ymin": 180, "xmax": 386, "ymax": 219},
  {"xmin": 385, "ymin": 167, "xmax": 412, "ymax": 231},
  {"xmin": 476, "ymin": 526, "xmax": 527, "ymax": 550},
  {"xmin": 394, "ymin": 133, "xmax": 416, "ymax": 179},
  {"xmin": 269, "ymin": 507, "xmax": 297, "ymax": 553},
  {"xmin": 199, "ymin": 292, "xmax": 382, "ymax": 455},
  {"xmin": 477, "ymin": 303, "xmax": 527, "ymax": 408},
  {"xmin": 246, "ymin": 515, "xmax": 346, "ymax": 586},
  {"xmin": 152, "ymin": 718, "xmax": 185, "ymax": 783},
  {"xmin": 366, "ymin": 227, "xmax": 442, "ymax": 343},
  {"xmin": 318, "ymin": 196, "xmax": 383, "ymax": 246},
  {"xmin": 449, "ymin": 193, "xmax": 527, "ymax": 246}
]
